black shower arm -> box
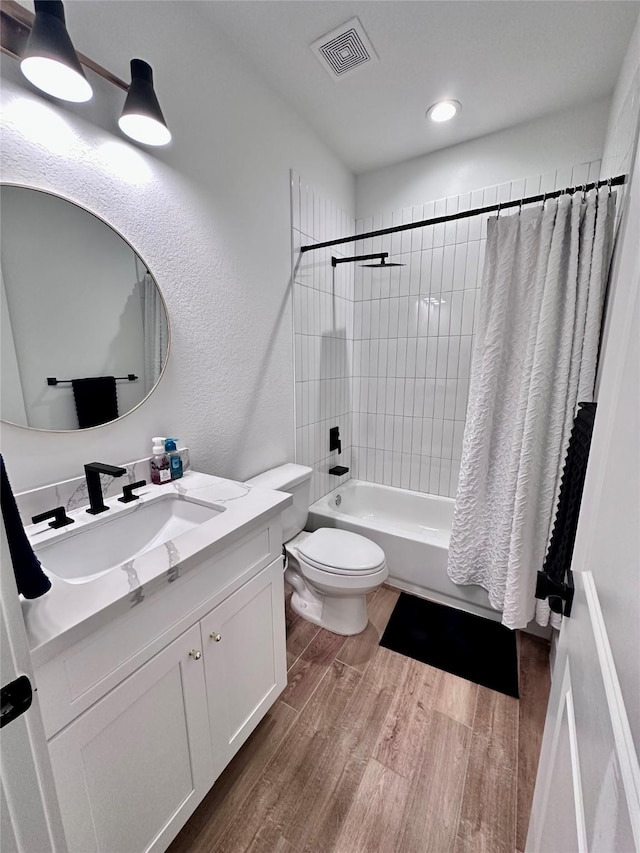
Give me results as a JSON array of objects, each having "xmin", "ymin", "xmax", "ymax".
[{"xmin": 331, "ymin": 253, "xmax": 387, "ymax": 267}]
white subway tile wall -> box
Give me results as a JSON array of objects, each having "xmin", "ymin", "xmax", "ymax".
[
  {"xmin": 292, "ymin": 162, "xmax": 601, "ymax": 501},
  {"xmin": 291, "ymin": 172, "xmax": 355, "ymax": 502},
  {"xmin": 349, "ymin": 159, "xmax": 602, "ymax": 498}
]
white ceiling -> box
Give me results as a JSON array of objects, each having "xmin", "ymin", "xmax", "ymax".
[{"xmin": 202, "ymin": 1, "xmax": 639, "ymax": 175}]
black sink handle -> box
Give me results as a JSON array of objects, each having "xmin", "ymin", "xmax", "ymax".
[
  {"xmin": 32, "ymin": 506, "xmax": 74, "ymax": 529},
  {"xmin": 118, "ymin": 480, "xmax": 148, "ymax": 503}
]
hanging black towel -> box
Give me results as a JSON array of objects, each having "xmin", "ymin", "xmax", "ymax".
[
  {"xmin": 71, "ymin": 376, "xmax": 119, "ymax": 428},
  {"xmin": 0, "ymin": 454, "xmax": 51, "ymax": 599},
  {"xmin": 543, "ymin": 402, "xmax": 597, "ymax": 588}
]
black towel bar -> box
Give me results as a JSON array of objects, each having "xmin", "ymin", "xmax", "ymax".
[{"xmin": 47, "ymin": 374, "xmax": 138, "ymax": 386}]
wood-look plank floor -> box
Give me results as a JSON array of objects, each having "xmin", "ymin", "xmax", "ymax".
[{"xmin": 169, "ymin": 585, "xmax": 551, "ymax": 853}]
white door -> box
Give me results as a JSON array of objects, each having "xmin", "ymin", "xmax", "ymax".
[
  {"xmin": 527, "ymin": 140, "xmax": 640, "ymax": 851},
  {"xmin": 48, "ymin": 623, "xmax": 214, "ymax": 853},
  {"xmin": 0, "ymin": 522, "xmax": 68, "ymax": 853},
  {"xmin": 200, "ymin": 557, "xmax": 287, "ymax": 778},
  {"xmin": 527, "ymin": 571, "xmax": 640, "ymax": 852}
]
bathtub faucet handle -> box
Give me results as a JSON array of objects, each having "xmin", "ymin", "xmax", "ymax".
[{"xmin": 329, "ymin": 426, "xmax": 341, "ymax": 454}]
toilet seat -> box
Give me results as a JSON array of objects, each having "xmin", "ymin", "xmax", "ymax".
[{"xmin": 297, "ymin": 528, "xmax": 385, "ymax": 576}]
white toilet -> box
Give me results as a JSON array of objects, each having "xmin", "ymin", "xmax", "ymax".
[{"xmin": 246, "ymin": 464, "xmax": 388, "ymax": 636}]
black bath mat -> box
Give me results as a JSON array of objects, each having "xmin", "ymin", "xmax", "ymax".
[{"xmin": 380, "ymin": 593, "xmax": 519, "ymax": 698}]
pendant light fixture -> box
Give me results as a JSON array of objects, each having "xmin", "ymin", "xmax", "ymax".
[
  {"xmin": 20, "ymin": 0, "xmax": 92, "ymax": 103},
  {"xmin": 118, "ymin": 59, "xmax": 171, "ymax": 146}
]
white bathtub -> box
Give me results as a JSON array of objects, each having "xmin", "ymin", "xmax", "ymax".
[{"xmin": 307, "ymin": 479, "xmax": 500, "ymax": 622}]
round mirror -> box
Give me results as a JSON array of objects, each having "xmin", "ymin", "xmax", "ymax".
[{"xmin": 0, "ymin": 185, "xmax": 169, "ymax": 431}]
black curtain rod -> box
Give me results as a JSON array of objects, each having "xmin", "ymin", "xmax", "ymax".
[{"xmin": 300, "ymin": 174, "xmax": 626, "ymax": 254}]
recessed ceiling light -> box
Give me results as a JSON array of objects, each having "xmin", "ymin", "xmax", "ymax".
[{"xmin": 426, "ymin": 100, "xmax": 461, "ymax": 123}]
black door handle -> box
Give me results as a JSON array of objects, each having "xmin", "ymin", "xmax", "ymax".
[{"xmin": 0, "ymin": 675, "xmax": 33, "ymax": 728}]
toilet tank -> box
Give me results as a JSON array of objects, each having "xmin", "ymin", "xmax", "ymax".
[{"xmin": 245, "ymin": 464, "xmax": 312, "ymax": 542}]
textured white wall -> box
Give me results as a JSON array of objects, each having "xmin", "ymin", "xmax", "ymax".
[
  {"xmin": 356, "ymin": 97, "xmax": 610, "ymax": 219},
  {"xmin": 578, "ymin": 24, "xmax": 640, "ymax": 742},
  {"xmin": 572, "ymin": 133, "xmax": 640, "ymax": 754},
  {"xmin": 596, "ymin": 15, "xmax": 640, "ymax": 400},
  {"xmin": 601, "ymin": 14, "xmax": 640, "ymax": 179},
  {"xmin": 0, "ymin": 1, "xmax": 354, "ymax": 492}
]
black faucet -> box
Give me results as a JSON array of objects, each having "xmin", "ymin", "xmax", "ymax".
[{"xmin": 84, "ymin": 462, "xmax": 127, "ymax": 515}]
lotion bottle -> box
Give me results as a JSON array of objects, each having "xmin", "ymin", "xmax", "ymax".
[{"xmin": 150, "ymin": 436, "xmax": 171, "ymax": 485}]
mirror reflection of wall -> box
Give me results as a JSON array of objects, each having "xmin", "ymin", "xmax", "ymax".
[{"xmin": 0, "ymin": 186, "xmax": 169, "ymax": 431}]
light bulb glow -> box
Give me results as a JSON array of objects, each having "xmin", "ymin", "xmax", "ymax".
[
  {"xmin": 20, "ymin": 56, "xmax": 92, "ymax": 103},
  {"xmin": 97, "ymin": 142, "xmax": 152, "ymax": 184},
  {"xmin": 118, "ymin": 113, "xmax": 171, "ymax": 146},
  {"xmin": 4, "ymin": 97, "xmax": 78, "ymax": 156},
  {"xmin": 427, "ymin": 100, "xmax": 460, "ymax": 123}
]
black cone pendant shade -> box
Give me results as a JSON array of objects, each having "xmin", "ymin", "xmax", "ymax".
[
  {"xmin": 20, "ymin": 0, "xmax": 92, "ymax": 102},
  {"xmin": 118, "ymin": 59, "xmax": 171, "ymax": 146}
]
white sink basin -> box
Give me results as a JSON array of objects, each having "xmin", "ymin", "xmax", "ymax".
[{"xmin": 35, "ymin": 496, "xmax": 224, "ymax": 583}]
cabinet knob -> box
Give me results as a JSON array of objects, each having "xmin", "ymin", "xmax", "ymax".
[
  {"xmin": 210, "ymin": 632, "xmax": 222, "ymax": 642},
  {"xmin": 189, "ymin": 649, "xmax": 202, "ymax": 660}
]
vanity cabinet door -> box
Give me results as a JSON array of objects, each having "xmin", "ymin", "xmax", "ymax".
[
  {"xmin": 47, "ymin": 624, "xmax": 213, "ymax": 853},
  {"xmin": 200, "ymin": 557, "xmax": 287, "ymax": 778}
]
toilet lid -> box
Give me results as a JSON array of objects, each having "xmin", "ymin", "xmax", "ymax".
[{"xmin": 298, "ymin": 528, "xmax": 385, "ymax": 574}]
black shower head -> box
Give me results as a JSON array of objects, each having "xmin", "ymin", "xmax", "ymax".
[
  {"xmin": 331, "ymin": 251, "xmax": 405, "ymax": 268},
  {"xmin": 360, "ymin": 256, "xmax": 405, "ymax": 267}
]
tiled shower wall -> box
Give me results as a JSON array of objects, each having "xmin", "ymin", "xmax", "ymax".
[
  {"xmin": 350, "ymin": 159, "xmax": 602, "ymax": 498},
  {"xmin": 291, "ymin": 171, "xmax": 355, "ymax": 502}
]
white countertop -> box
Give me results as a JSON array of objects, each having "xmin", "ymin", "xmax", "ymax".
[{"xmin": 21, "ymin": 471, "xmax": 291, "ymax": 666}]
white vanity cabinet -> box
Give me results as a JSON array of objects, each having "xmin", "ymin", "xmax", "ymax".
[
  {"xmin": 200, "ymin": 557, "xmax": 287, "ymax": 777},
  {"xmin": 48, "ymin": 623, "xmax": 213, "ymax": 853},
  {"xmin": 36, "ymin": 531, "xmax": 287, "ymax": 853}
]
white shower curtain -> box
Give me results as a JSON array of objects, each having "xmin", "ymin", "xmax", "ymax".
[
  {"xmin": 141, "ymin": 272, "xmax": 169, "ymax": 394},
  {"xmin": 447, "ymin": 187, "xmax": 615, "ymax": 629}
]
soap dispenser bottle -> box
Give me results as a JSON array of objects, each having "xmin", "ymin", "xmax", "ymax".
[
  {"xmin": 150, "ymin": 437, "xmax": 171, "ymax": 485},
  {"xmin": 165, "ymin": 438, "xmax": 183, "ymax": 480}
]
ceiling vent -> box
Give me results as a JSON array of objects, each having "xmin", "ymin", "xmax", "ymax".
[{"xmin": 310, "ymin": 17, "xmax": 378, "ymax": 80}]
